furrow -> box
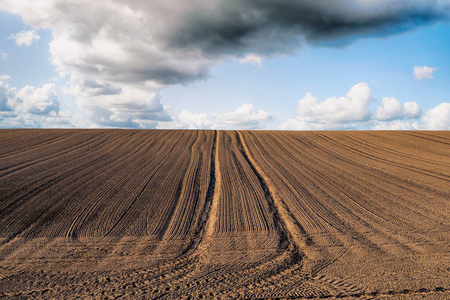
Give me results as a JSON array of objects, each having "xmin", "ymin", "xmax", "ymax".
[
  {"xmin": 201, "ymin": 130, "xmax": 221, "ymax": 247},
  {"xmin": 183, "ymin": 130, "xmax": 217, "ymax": 255},
  {"xmin": 236, "ymin": 131, "xmax": 306, "ymax": 258},
  {"xmin": 1, "ymin": 130, "xmax": 448, "ymax": 298}
]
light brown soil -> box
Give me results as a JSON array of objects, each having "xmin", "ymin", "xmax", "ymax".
[{"xmin": 0, "ymin": 129, "xmax": 448, "ymax": 299}]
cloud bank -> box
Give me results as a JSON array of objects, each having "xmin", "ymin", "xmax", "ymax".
[
  {"xmin": 281, "ymin": 82, "xmax": 449, "ymax": 130},
  {"xmin": 0, "ymin": 79, "xmax": 81, "ymax": 128},
  {"xmin": 1, "ymin": 1, "xmax": 449, "ymax": 128},
  {"xmin": 3, "ymin": 0, "xmax": 449, "ymax": 87},
  {"xmin": 158, "ymin": 104, "xmax": 271, "ymax": 130}
]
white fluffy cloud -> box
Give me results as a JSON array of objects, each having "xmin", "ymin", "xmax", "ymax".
[
  {"xmin": 0, "ymin": 82, "xmax": 15, "ymax": 112},
  {"xmin": 373, "ymin": 103, "xmax": 450, "ymax": 130},
  {"xmin": 0, "ymin": 81, "xmax": 81, "ymax": 128},
  {"xmin": 14, "ymin": 84, "xmax": 59, "ymax": 115},
  {"xmin": 372, "ymin": 120, "xmax": 420, "ymax": 130},
  {"xmin": 158, "ymin": 104, "xmax": 271, "ymax": 130},
  {"xmin": 0, "ymin": 75, "xmax": 11, "ymax": 81},
  {"xmin": 240, "ymin": 54, "xmax": 263, "ymax": 67},
  {"xmin": 0, "ymin": 110, "xmax": 84, "ymax": 128},
  {"xmin": 0, "ymin": 82, "xmax": 59, "ymax": 114},
  {"xmin": 10, "ymin": 29, "xmax": 40, "ymax": 46},
  {"xmin": 279, "ymin": 119, "xmax": 356, "ymax": 130},
  {"xmin": 373, "ymin": 97, "xmax": 421, "ymax": 121},
  {"xmin": 413, "ymin": 66, "xmax": 437, "ymax": 80},
  {"xmin": 372, "ymin": 97, "xmax": 450, "ymax": 131},
  {"xmin": 77, "ymin": 87, "xmax": 171, "ymax": 128},
  {"xmin": 212, "ymin": 104, "xmax": 271, "ymax": 129},
  {"xmin": 60, "ymin": 72, "xmax": 170, "ymax": 128},
  {"xmin": 421, "ymin": 103, "xmax": 450, "ymax": 130},
  {"xmin": 281, "ymin": 82, "xmax": 374, "ymax": 130},
  {"xmin": 178, "ymin": 110, "xmax": 211, "ymax": 129},
  {"xmin": 279, "ymin": 82, "xmax": 443, "ymax": 130},
  {"xmin": 158, "ymin": 110, "xmax": 212, "ymax": 129}
]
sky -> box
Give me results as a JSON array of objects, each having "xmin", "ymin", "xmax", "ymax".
[{"xmin": 0, "ymin": 0, "xmax": 449, "ymax": 130}]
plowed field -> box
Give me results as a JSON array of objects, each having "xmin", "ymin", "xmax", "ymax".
[{"xmin": 0, "ymin": 129, "xmax": 449, "ymax": 299}]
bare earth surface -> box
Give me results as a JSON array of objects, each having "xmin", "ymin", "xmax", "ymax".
[{"xmin": 0, "ymin": 129, "xmax": 449, "ymax": 299}]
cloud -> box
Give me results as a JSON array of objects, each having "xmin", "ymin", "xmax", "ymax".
[
  {"xmin": 373, "ymin": 97, "xmax": 421, "ymax": 121},
  {"xmin": 158, "ymin": 110, "xmax": 212, "ymax": 129},
  {"xmin": 66, "ymin": 73, "xmax": 122, "ymax": 97},
  {"xmin": 165, "ymin": 0, "xmax": 450, "ymax": 55},
  {"xmin": 0, "ymin": 81, "xmax": 81, "ymax": 128},
  {"xmin": 240, "ymin": 54, "xmax": 263, "ymax": 67},
  {"xmin": 76, "ymin": 87, "xmax": 171, "ymax": 128},
  {"xmin": 178, "ymin": 110, "xmax": 211, "ymax": 129},
  {"xmin": 0, "ymin": 75, "xmax": 11, "ymax": 81},
  {"xmin": 421, "ymin": 103, "xmax": 450, "ymax": 130},
  {"xmin": 158, "ymin": 104, "xmax": 272, "ymax": 129},
  {"xmin": 9, "ymin": 29, "xmax": 40, "ymax": 46},
  {"xmin": 0, "ymin": 110, "xmax": 85, "ymax": 128},
  {"xmin": 58, "ymin": 73, "xmax": 169, "ymax": 128},
  {"xmin": 212, "ymin": 104, "xmax": 271, "ymax": 129},
  {"xmin": 4, "ymin": 1, "xmax": 213, "ymax": 87},
  {"xmin": 0, "ymin": 52, "xmax": 7, "ymax": 60},
  {"xmin": 2, "ymin": 1, "xmax": 450, "ymax": 88},
  {"xmin": 14, "ymin": 84, "xmax": 59, "ymax": 115},
  {"xmin": 280, "ymin": 82, "xmax": 429, "ymax": 130},
  {"xmin": 373, "ymin": 103, "xmax": 450, "ymax": 130},
  {"xmin": 372, "ymin": 120, "xmax": 420, "ymax": 130},
  {"xmin": 2, "ymin": 1, "xmax": 450, "ymax": 129},
  {"xmin": 281, "ymin": 82, "xmax": 375, "ymax": 129},
  {"xmin": 279, "ymin": 119, "xmax": 356, "ymax": 130},
  {"xmin": 0, "ymin": 81, "xmax": 58, "ymax": 114},
  {"xmin": 0, "ymin": 82, "xmax": 15, "ymax": 112},
  {"xmin": 414, "ymin": 66, "xmax": 437, "ymax": 80}
]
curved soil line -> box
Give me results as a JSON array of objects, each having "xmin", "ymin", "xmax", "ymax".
[
  {"xmin": 235, "ymin": 131, "xmax": 303, "ymax": 259},
  {"xmin": 196, "ymin": 130, "xmax": 221, "ymax": 255},
  {"xmin": 183, "ymin": 130, "xmax": 218, "ymax": 255}
]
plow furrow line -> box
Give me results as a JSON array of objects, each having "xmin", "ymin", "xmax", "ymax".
[
  {"xmin": 235, "ymin": 131, "xmax": 303, "ymax": 258},
  {"xmin": 183, "ymin": 130, "xmax": 217, "ymax": 255},
  {"xmin": 0, "ymin": 132, "xmax": 156, "ymax": 241},
  {"xmin": 0, "ymin": 131, "xmax": 136, "ymax": 215},
  {"xmin": 0, "ymin": 130, "xmax": 73, "ymax": 159},
  {"xmin": 1, "ymin": 130, "xmax": 448, "ymax": 299},
  {"xmin": 257, "ymin": 132, "xmax": 434, "ymax": 254},
  {"xmin": 0, "ymin": 131, "xmax": 112, "ymax": 177},
  {"xmin": 200, "ymin": 130, "xmax": 221, "ymax": 249},
  {"xmin": 321, "ymin": 132, "xmax": 450, "ymax": 182},
  {"xmin": 246, "ymin": 132, "xmax": 378, "ymax": 248}
]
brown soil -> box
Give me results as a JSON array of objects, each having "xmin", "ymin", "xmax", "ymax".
[{"xmin": 0, "ymin": 129, "xmax": 448, "ymax": 299}]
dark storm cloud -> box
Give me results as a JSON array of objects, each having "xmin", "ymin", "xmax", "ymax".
[
  {"xmin": 166, "ymin": 0, "xmax": 450, "ymax": 56},
  {"xmin": 4, "ymin": 0, "xmax": 449, "ymax": 86}
]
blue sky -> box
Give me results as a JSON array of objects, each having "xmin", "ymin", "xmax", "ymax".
[{"xmin": 1, "ymin": 1, "xmax": 449, "ymax": 130}]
